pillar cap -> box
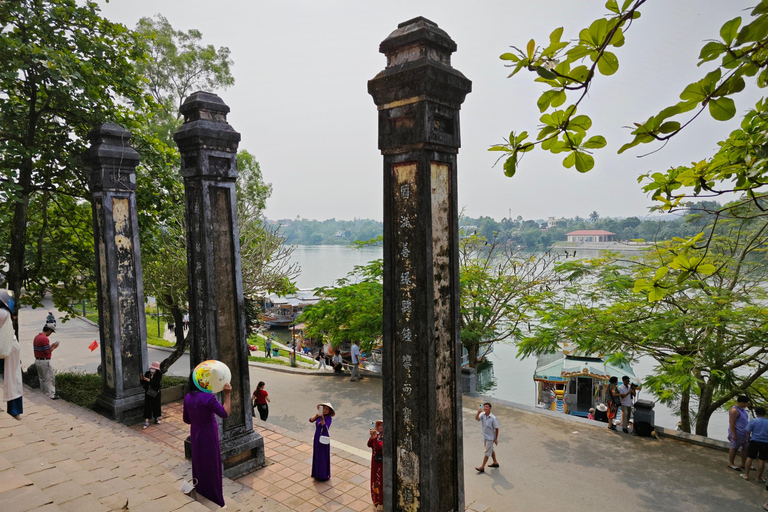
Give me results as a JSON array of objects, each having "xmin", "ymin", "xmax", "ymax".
[
  {"xmin": 174, "ymin": 91, "xmax": 241, "ymax": 153},
  {"xmin": 179, "ymin": 91, "xmax": 231, "ymax": 121},
  {"xmin": 84, "ymin": 123, "xmax": 140, "ymax": 169}
]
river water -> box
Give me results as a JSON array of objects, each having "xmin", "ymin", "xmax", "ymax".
[{"xmin": 286, "ymin": 244, "xmax": 729, "ymax": 441}]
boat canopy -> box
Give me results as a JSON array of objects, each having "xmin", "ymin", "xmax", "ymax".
[{"xmin": 534, "ymin": 352, "xmax": 637, "ymax": 384}]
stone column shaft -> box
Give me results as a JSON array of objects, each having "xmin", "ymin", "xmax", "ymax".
[
  {"xmin": 369, "ymin": 17, "xmax": 472, "ymax": 512},
  {"xmin": 174, "ymin": 91, "xmax": 264, "ymax": 478},
  {"xmin": 85, "ymin": 123, "xmax": 148, "ymax": 424}
]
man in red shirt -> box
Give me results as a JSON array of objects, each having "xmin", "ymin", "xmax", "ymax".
[{"xmin": 33, "ymin": 323, "xmax": 59, "ymax": 399}]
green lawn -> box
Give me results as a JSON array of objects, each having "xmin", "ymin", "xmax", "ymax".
[{"xmin": 80, "ymin": 308, "xmax": 169, "ymax": 346}]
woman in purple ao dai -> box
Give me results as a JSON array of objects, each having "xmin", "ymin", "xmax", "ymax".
[{"xmin": 310, "ymin": 402, "xmax": 335, "ymax": 481}]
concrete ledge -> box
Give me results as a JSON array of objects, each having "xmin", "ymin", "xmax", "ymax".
[{"xmin": 473, "ymin": 393, "xmax": 731, "ymax": 452}]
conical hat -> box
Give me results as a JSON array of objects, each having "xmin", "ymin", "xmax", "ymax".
[{"xmin": 193, "ymin": 360, "xmax": 231, "ymax": 393}]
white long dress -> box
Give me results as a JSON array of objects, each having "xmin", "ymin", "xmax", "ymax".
[{"xmin": 0, "ymin": 309, "xmax": 22, "ymax": 402}]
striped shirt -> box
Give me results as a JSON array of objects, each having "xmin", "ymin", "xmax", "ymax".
[{"xmin": 33, "ymin": 333, "xmax": 53, "ymax": 359}]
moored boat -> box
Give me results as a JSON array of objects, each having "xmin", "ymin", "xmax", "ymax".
[{"xmin": 533, "ymin": 345, "xmax": 637, "ymax": 417}]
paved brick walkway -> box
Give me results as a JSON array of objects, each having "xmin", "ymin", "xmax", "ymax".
[{"xmin": 1, "ymin": 386, "xmax": 496, "ymax": 512}]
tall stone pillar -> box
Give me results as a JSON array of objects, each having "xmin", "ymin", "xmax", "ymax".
[
  {"xmin": 85, "ymin": 123, "xmax": 148, "ymax": 423},
  {"xmin": 369, "ymin": 17, "xmax": 471, "ymax": 512},
  {"xmin": 174, "ymin": 91, "xmax": 264, "ymax": 478}
]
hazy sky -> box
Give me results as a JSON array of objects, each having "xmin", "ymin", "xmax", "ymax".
[{"xmin": 97, "ymin": 0, "xmax": 758, "ymax": 221}]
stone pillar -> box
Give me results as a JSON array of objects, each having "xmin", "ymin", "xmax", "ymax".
[
  {"xmin": 174, "ymin": 91, "xmax": 264, "ymax": 478},
  {"xmin": 369, "ymin": 17, "xmax": 471, "ymax": 512},
  {"xmin": 85, "ymin": 123, "xmax": 148, "ymax": 424}
]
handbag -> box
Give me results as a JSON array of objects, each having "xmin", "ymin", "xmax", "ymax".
[
  {"xmin": 374, "ymin": 454, "xmax": 383, "ymax": 463},
  {"xmin": 180, "ymin": 478, "xmax": 197, "ymax": 497},
  {"xmin": 147, "ymin": 387, "xmax": 159, "ymax": 398},
  {"xmin": 319, "ymin": 424, "xmax": 331, "ymax": 445}
]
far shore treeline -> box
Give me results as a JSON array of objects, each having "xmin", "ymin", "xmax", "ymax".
[{"xmin": 272, "ymin": 202, "xmax": 716, "ymax": 248}]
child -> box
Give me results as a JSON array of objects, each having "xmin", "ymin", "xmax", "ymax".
[{"xmin": 588, "ymin": 408, "xmax": 595, "ymax": 420}]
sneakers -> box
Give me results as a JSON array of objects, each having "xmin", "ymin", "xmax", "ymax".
[
  {"xmin": 142, "ymin": 421, "xmax": 149, "ymax": 429},
  {"xmin": 154, "ymin": 418, "xmax": 162, "ymax": 424}
]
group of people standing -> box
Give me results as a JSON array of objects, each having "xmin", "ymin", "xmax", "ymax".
[{"xmin": 605, "ymin": 375, "xmax": 638, "ymax": 432}]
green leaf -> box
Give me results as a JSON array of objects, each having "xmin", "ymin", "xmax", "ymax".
[
  {"xmin": 569, "ymin": 115, "xmax": 592, "ymax": 132},
  {"xmin": 573, "ymin": 151, "xmax": 594, "ymax": 173},
  {"xmin": 527, "ymin": 39, "xmax": 535, "ymax": 59},
  {"xmin": 736, "ymin": 15, "xmax": 768, "ymax": 45},
  {"xmin": 583, "ymin": 135, "xmax": 607, "ymax": 149},
  {"xmin": 696, "ymin": 263, "xmax": 717, "ymax": 275},
  {"xmin": 698, "ymin": 41, "xmax": 727, "ymax": 64},
  {"xmin": 679, "ymin": 82, "xmax": 708, "ymax": 103},
  {"xmin": 535, "ymin": 66, "xmax": 557, "ymax": 80},
  {"xmin": 550, "ymin": 27, "xmax": 564, "ymax": 43},
  {"xmin": 653, "ymin": 266, "xmax": 669, "ymax": 281},
  {"xmin": 597, "ymin": 51, "xmax": 619, "ymax": 76},
  {"xmin": 606, "ymin": 0, "xmax": 620, "ymax": 14},
  {"xmin": 720, "ymin": 17, "xmax": 742, "ymax": 45},
  {"xmin": 658, "ymin": 121, "xmax": 681, "ymax": 134},
  {"xmin": 503, "ymin": 154, "xmax": 518, "ymax": 177},
  {"xmin": 500, "ymin": 52, "xmax": 520, "ymax": 61},
  {"xmin": 537, "ymin": 90, "xmax": 560, "ymax": 112},
  {"xmin": 709, "ymin": 97, "xmax": 736, "ymax": 121}
]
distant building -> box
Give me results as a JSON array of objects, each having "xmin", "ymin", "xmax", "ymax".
[
  {"xmin": 547, "ymin": 216, "xmax": 567, "ymax": 228},
  {"xmin": 566, "ymin": 229, "xmax": 615, "ymax": 243}
]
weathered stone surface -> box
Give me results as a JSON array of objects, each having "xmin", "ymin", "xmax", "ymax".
[
  {"xmin": 174, "ymin": 92, "xmax": 264, "ymax": 478},
  {"xmin": 84, "ymin": 123, "xmax": 147, "ymax": 424},
  {"xmin": 369, "ymin": 17, "xmax": 471, "ymax": 512}
]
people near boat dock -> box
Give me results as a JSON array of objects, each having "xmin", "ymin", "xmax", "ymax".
[
  {"xmin": 183, "ymin": 375, "xmax": 232, "ymax": 507},
  {"xmin": 140, "ymin": 361, "xmax": 163, "ymax": 429},
  {"xmin": 606, "ymin": 376, "xmax": 621, "ymax": 431},
  {"xmin": 265, "ymin": 335, "xmax": 272, "ymax": 358},
  {"xmin": 350, "ymin": 340, "xmax": 362, "ymax": 382},
  {"xmin": 741, "ymin": 407, "xmax": 768, "ymax": 482},
  {"xmin": 310, "ymin": 402, "xmax": 335, "ymax": 481},
  {"xmin": 368, "ymin": 419, "xmax": 384, "ymax": 510},
  {"xmin": 474, "ymin": 402, "xmax": 499, "ymax": 473},
  {"xmin": 252, "ymin": 381, "xmax": 270, "ymax": 421},
  {"xmin": 618, "ymin": 376, "xmax": 636, "ymax": 434},
  {"xmin": 332, "ymin": 351, "xmax": 344, "ymax": 373},
  {"xmin": 588, "ymin": 408, "xmax": 595, "ymax": 420},
  {"xmin": 728, "ymin": 395, "xmax": 750, "ymax": 471}
]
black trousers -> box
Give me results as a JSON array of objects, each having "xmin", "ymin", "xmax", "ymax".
[{"xmin": 143, "ymin": 391, "xmax": 161, "ymax": 419}]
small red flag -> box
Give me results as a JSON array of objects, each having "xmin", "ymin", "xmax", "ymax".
[{"xmin": 89, "ymin": 340, "xmax": 98, "ymax": 351}]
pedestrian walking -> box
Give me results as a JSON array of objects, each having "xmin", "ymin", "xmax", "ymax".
[
  {"xmin": 316, "ymin": 351, "xmax": 328, "ymax": 371},
  {"xmin": 350, "ymin": 340, "xmax": 362, "ymax": 381},
  {"xmin": 729, "ymin": 395, "xmax": 751, "ymax": 471},
  {"xmin": 742, "ymin": 407, "xmax": 768, "ymax": 482},
  {"xmin": 265, "ymin": 336, "xmax": 272, "ymax": 358},
  {"xmin": 1, "ymin": 305, "xmax": 22, "ymax": 419},
  {"xmin": 368, "ymin": 420, "xmax": 384, "ymax": 510},
  {"xmin": 140, "ymin": 361, "xmax": 163, "ymax": 429},
  {"xmin": 251, "ymin": 381, "xmax": 270, "ymax": 421},
  {"xmin": 45, "ymin": 311, "xmax": 56, "ymax": 326},
  {"xmin": 183, "ymin": 313, "xmax": 189, "ymax": 331},
  {"xmin": 475, "ymin": 402, "xmax": 499, "ymax": 473},
  {"xmin": 617, "ymin": 376, "xmax": 636, "ymax": 433},
  {"xmin": 183, "ymin": 374, "xmax": 232, "ymax": 507},
  {"xmin": 33, "ymin": 323, "xmax": 59, "ymax": 399},
  {"xmin": 310, "ymin": 402, "xmax": 335, "ymax": 481},
  {"xmin": 605, "ymin": 376, "xmax": 621, "ymax": 431}
]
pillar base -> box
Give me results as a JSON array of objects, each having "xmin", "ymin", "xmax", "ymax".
[
  {"xmin": 184, "ymin": 430, "xmax": 265, "ymax": 479},
  {"xmin": 96, "ymin": 389, "xmax": 145, "ymax": 425}
]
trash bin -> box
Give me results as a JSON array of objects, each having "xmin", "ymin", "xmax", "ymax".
[
  {"xmin": 633, "ymin": 399, "xmax": 655, "ymax": 436},
  {"xmin": 272, "ymin": 348, "xmax": 279, "ymax": 357}
]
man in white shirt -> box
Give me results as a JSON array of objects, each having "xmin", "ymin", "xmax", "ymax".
[
  {"xmin": 350, "ymin": 341, "xmax": 362, "ymax": 382},
  {"xmin": 617, "ymin": 376, "xmax": 636, "ymax": 434},
  {"xmin": 475, "ymin": 402, "xmax": 499, "ymax": 472}
]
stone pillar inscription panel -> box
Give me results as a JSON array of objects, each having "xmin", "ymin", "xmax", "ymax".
[
  {"xmin": 369, "ymin": 17, "xmax": 472, "ymax": 512},
  {"xmin": 85, "ymin": 123, "xmax": 148, "ymax": 424},
  {"xmin": 174, "ymin": 91, "xmax": 264, "ymax": 478}
]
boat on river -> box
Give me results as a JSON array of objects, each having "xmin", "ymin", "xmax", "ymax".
[
  {"xmin": 534, "ymin": 344, "xmax": 637, "ymax": 417},
  {"xmin": 260, "ymin": 289, "xmax": 322, "ymax": 327}
]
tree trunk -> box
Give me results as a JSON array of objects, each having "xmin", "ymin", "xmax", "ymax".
[
  {"xmin": 160, "ymin": 306, "xmax": 188, "ymax": 374},
  {"xmin": 7, "ymin": 162, "xmax": 33, "ymax": 340},
  {"xmin": 695, "ymin": 381, "xmax": 716, "ymax": 437},
  {"xmin": 679, "ymin": 385, "xmax": 691, "ymax": 433},
  {"xmin": 467, "ymin": 342, "xmax": 479, "ymax": 370}
]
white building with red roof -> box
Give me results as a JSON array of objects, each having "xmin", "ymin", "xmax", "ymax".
[{"xmin": 566, "ymin": 230, "xmax": 615, "ymax": 243}]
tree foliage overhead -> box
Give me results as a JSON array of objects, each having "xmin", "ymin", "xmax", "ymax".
[{"xmin": 0, "ymin": 0, "xmax": 161, "ymax": 316}]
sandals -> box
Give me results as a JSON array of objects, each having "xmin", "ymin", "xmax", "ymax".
[
  {"xmin": 475, "ymin": 467, "xmax": 484, "ymax": 473},
  {"xmin": 728, "ymin": 464, "xmax": 741, "ymax": 471},
  {"xmin": 488, "ymin": 463, "xmax": 500, "ymax": 468}
]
